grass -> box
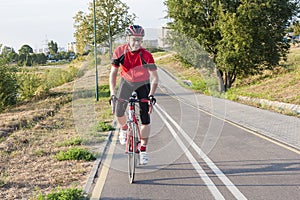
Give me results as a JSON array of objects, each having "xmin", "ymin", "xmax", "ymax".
[
  {"xmin": 57, "ymin": 137, "xmax": 83, "ymax": 147},
  {"xmin": 155, "ymin": 53, "xmax": 210, "ymax": 94},
  {"xmin": 228, "ymin": 47, "xmax": 300, "ymax": 106},
  {"xmin": 0, "ymin": 54, "xmax": 114, "ymax": 199}
]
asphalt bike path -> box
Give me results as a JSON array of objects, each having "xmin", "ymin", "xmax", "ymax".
[{"xmin": 89, "ymin": 67, "xmax": 300, "ymax": 199}]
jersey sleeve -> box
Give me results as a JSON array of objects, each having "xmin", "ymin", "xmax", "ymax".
[
  {"xmin": 141, "ymin": 50, "xmax": 157, "ymax": 71},
  {"xmin": 111, "ymin": 45, "xmax": 126, "ymax": 67}
]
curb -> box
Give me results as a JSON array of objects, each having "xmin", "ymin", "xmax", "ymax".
[
  {"xmin": 237, "ymin": 96, "xmax": 300, "ymax": 115},
  {"xmin": 83, "ymin": 129, "xmax": 114, "ymax": 195}
]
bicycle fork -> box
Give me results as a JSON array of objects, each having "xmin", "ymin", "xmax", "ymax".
[{"xmin": 126, "ymin": 104, "xmax": 140, "ymax": 154}]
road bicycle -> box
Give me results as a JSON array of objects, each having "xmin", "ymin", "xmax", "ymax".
[{"xmin": 111, "ymin": 92, "xmax": 153, "ymax": 184}]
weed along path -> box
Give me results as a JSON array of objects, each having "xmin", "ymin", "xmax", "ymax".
[{"xmin": 0, "ymin": 58, "xmax": 112, "ymax": 199}]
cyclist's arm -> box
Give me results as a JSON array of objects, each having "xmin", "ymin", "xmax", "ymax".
[
  {"xmin": 109, "ymin": 66, "xmax": 118, "ymax": 96},
  {"xmin": 149, "ymin": 70, "xmax": 159, "ymax": 96}
]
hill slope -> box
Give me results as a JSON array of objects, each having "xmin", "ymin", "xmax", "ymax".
[{"xmin": 154, "ymin": 47, "xmax": 300, "ymax": 116}]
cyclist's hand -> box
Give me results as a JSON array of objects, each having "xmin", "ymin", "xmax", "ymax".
[
  {"xmin": 148, "ymin": 95, "xmax": 156, "ymax": 114},
  {"xmin": 109, "ymin": 95, "xmax": 117, "ymax": 114},
  {"xmin": 109, "ymin": 95, "xmax": 116, "ymax": 105},
  {"xmin": 148, "ymin": 95, "xmax": 156, "ymax": 105}
]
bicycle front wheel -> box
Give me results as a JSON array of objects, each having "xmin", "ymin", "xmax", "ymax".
[
  {"xmin": 128, "ymin": 122, "xmax": 137, "ymax": 184},
  {"xmin": 127, "ymin": 124, "xmax": 136, "ymax": 183}
]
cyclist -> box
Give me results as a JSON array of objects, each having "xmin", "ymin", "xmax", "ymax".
[{"xmin": 109, "ymin": 25, "xmax": 159, "ymax": 165}]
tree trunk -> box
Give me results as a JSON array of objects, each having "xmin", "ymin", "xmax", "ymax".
[{"xmin": 216, "ymin": 69, "xmax": 225, "ymax": 93}]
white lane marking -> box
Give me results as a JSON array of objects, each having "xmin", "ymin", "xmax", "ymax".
[
  {"xmin": 171, "ymin": 92, "xmax": 300, "ymax": 155},
  {"xmin": 155, "ymin": 105, "xmax": 225, "ymax": 200},
  {"xmin": 156, "ymin": 103, "xmax": 248, "ymax": 200}
]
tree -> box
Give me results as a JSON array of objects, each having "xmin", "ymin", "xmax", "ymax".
[
  {"xmin": 18, "ymin": 45, "xmax": 34, "ymax": 66},
  {"xmin": 48, "ymin": 40, "xmax": 58, "ymax": 55},
  {"xmin": 166, "ymin": 0, "xmax": 300, "ymax": 92},
  {"xmin": 18, "ymin": 44, "xmax": 33, "ymax": 55},
  {"xmin": 0, "ymin": 46, "xmax": 18, "ymax": 63},
  {"xmin": 73, "ymin": 0, "xmax": 135, "ymax": 54},
  {"xmin": 35, "ymin": 53, "xmax": 47, "ymax": 65}
]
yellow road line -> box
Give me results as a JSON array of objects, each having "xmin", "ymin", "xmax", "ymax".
[{"xmin": 91, "ymin": 132, "xmax": 118, "ymax": 199}]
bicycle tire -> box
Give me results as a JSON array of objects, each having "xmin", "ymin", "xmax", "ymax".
[{"xmin": 128, "ymin": 122, "xmax": 137, "ymax": 184}]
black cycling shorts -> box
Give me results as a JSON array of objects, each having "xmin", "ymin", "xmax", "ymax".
[{"xmin": 116, "ymin": 78, "xmax": 151, "ymax": 125}]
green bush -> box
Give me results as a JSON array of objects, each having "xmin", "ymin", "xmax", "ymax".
[
  {"xmin": 37, "ymin": 187, "xmax": 84, "ymax": 200},
  {"xmin": 60, "ymin": 66, "xmax": 79, "ymax": 83},
  {"xmin": 17, "ymin": 71, "xmax": 46, "ymax": 100},
  {"xmin": 0, "ymin": 63, "xmax": 18, "ymax": 111},
  {"xmin": 190, "ymin": 78, "xmax": 207, "ymax": 92},
  {"xmin": 44, "ymin": 66, "xmax": 79, "ymax": 88},
  {"xmin": 96, "ymin": 121, "xmax": 114, "ymax": 132},
  {"xmin": 98, "ymin": 84, "xmax": 110, "ymax": 98},
  {"xmin": 55, "ymin": 147, "xmax": 96, "ymax": 161}
]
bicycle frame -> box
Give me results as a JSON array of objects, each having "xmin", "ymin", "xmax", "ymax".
[
  {"xmin": 126, "ymin": 94, "xmax": 142, "ymax": 183},
  {"xmin": 126, "ymin": 96, "xmax": 141, "ymax": 152},
  {"xmin": 112, "ymin": 92, "xmax": 152, "ymax": 183}
]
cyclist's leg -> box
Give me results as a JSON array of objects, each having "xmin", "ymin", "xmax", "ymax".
[
  {"xmin": 116, "ymin": 78, "xmax": 132, "ymax": 124},
  {"xmin": 116, "ymin": 78, "xmax": 133, "ymax": 144},
  {"xmin": 135, "ymin": 82, "xmax": 151, "ymax": 146}
]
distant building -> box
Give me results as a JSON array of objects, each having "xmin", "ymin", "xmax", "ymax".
[
  {"xmin": 159, "ymin": 26, "xmax": 171, "ymax": 49},
  {"xmin": 144, "ymin": 27, "xmax": 170, "ymax": 49},
  {"xmin": 67, "ymin": 42, "xmax": 77, "ymax": 53},
  {"xmin": 58, "ymin": 47, "xmax": 66, "ymax": 52},
  {"xmin": 143, "ymin": 39, "xmax": 159, "ymax": 48},
  {"xmin": 34, "ymin": 47, "xmax": 48, "ymax": 54}
]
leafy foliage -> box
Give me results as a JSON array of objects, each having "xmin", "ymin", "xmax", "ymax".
[
  {"xmin": 0, "ymin": 46, "xmax": 18, "ymax": 63},
  {"xmin": 55, "ymin": 147, "xmax": 96, "ymax": 161},
  {"xmin": 18, "ymin": 45, "xmax": 34, "ymax": 66},
  {"xmin": 44, "ymin": 66, "xmax": 79, "ymax": 89},
  {"xmin": 37, "ymin": 187, "xmax": 85, "ymax": 200},
  {"xmin": 0, "ymin": 61, "xmax": 18, "ymax": 111},
  {"xmin": 96, "ymin": 121, "xmax": 114, "ymax": 132},
  {"xmin": 1, "ymin": 43, "xmax": 76, "ymax": 66},
  {"xmin": 98, "ymin": 84, "xmax": 110, "ymax": 98},
  {"xmin": 17, "ymin": 71, "xmax": 45, "ymax": 100},
  {"xmin": 73, "ymin": 0, "xmax": 135, "ymax": 54},
  {"xmin": 165, "ymin": 0, "xmax": 300, "ymax": 91},
  {"xmin": 0, "ymin": 61, "xmax": 80, "ymax": 112},
  {"xmin": 48, "ymin": 40, "xmax": 58, "ymax": 55}
]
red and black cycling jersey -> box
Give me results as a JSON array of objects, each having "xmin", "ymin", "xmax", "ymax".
[{"xmin": 112, "ymin": 44, "xmax": 157, "ymax": 83}]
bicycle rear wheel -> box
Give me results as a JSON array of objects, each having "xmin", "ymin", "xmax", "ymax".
[{"xmin": 128, "ymin": 123, "xmax": 137, "ymax": 184}]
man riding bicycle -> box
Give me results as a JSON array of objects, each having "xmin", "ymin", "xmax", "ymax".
[{"xmin": 109, "ymin": 25, "xmax": 159, "ymax": 165}]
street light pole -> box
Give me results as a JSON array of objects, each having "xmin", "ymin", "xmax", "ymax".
[
  {"xmin": 108, "ymin": 20, "xmax": 112, "ymax": 60},
  {"xmin": 93, "ymin": 0, "xmax": 99, "ymax": 101}
]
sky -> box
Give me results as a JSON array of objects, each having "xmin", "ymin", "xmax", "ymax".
[{"xmin": 0, "ymin": 0, "xmax": 168, "ymax": 51}]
